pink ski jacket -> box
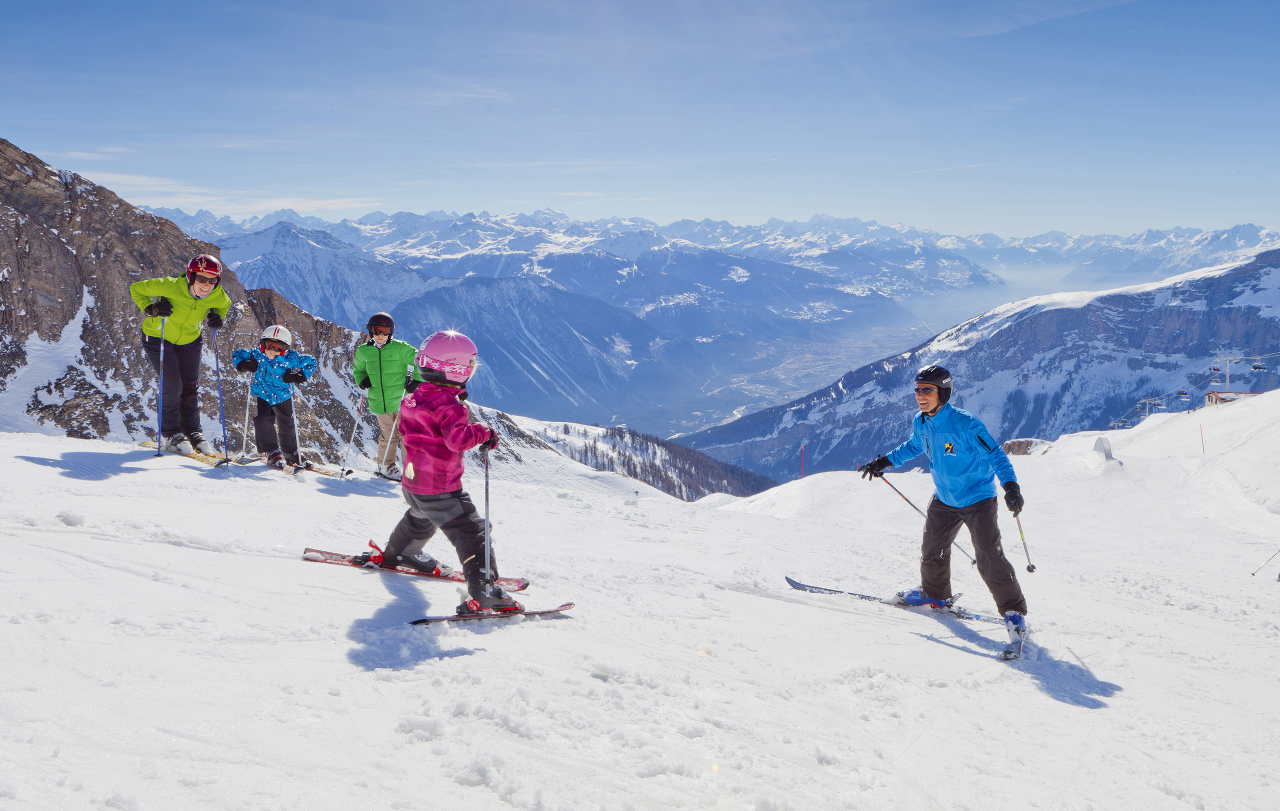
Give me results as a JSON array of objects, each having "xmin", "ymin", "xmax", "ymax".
[{"xmin": 399, "ymin": 382, "xmax": 492, "ymax": 495}]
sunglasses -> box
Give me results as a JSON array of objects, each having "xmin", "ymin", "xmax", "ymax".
[
  {"xmin": 371, "ymin": 327, "xmax": 392, "ymax": 336},
  {"xmin": 260, "ymin": 340, "xmax": 288, "ymax": 353},
  {"xmin": 914, "ymin": 386, "xmax": 938, "ymax": 395}
]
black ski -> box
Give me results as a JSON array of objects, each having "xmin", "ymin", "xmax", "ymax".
[
  {"xmin": 784, "ymin": 576, "xmax": 1005, "ymax": 626},
  {"xmin": 409, "ymin": 602, "xmax": 575, "ymax": 626}
]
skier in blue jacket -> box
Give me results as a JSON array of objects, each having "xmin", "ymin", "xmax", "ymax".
[
  {"xmin": 231, "ymin": 325, "xmax": 318, "ymax": 470},
  {"xmin": 857, "ymin": 365, "xmax": 1029, "ymax": 649}
]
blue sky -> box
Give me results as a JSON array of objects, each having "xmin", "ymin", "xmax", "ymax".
[{"xmin": 4, "ymin": 0, "xmax": 1277, "ymax": 236}]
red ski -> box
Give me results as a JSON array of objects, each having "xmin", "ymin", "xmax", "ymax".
[
  {"xmin": 409, "ymin": 602, "xmax": 575, "ymax": 626},
  {"xmin": 302, "ymin": 545, "xmax": 529, "ymax": 592}
]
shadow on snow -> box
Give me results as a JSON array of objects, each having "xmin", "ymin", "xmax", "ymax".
[
  {"xmin": 915, "ymin": 615, "xmax": 1123, "ymax": 709},
  {"xmin": 18, "ymin": 450, "xmax": 156, "ymax": 480},
  {"xmin": 346, "ymin": 569, "xmax": 479, "ymax": 670}
]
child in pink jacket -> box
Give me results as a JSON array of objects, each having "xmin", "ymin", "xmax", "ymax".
[{"xmin": 359, "ymin": 330, "xmax": 517, "ymax": 614}]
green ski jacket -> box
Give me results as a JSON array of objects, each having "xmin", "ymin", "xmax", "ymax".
[
  {"xmin": 129, "ymin": 275, "xmax": 232, "ymax": 346},
  {"xmin": 353, "ymin": 338, "xmax": 423, "ymax": 414}
]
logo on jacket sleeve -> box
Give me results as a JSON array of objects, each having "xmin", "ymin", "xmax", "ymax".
[{"xmin": 943, "ymin": 442, "xmax": 956, "ymax": 456}]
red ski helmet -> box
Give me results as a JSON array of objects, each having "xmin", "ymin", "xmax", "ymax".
[{"xmin": 186, "ymin": 254, "xmax": 224, "ymax": 286}]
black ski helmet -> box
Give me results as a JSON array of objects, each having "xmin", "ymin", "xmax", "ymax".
[
  {"xmin": 366, "ymin": 312, "xmax": 394, "ymax": 338},
  {"xmin": 915, "ymin": 365, "xmax": 953, "ymax": 405}
]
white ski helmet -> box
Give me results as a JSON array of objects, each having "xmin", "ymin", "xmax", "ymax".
[{"xmin": 260, "ymin": 325, "xmax": 293, "ymax": 348}]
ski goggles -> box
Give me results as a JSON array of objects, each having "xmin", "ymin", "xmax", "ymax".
[
  {"xmin": 913, "ymin": 385, "xmax": 938, "ymax": 394},
  {"xmin": 371, "ymin": 326, "xmax": 392, "ymax": 336},
  {"xmin": 190, "ymin": 272, "xmax": 220, "ymax": 285},
  {"xmin": 260, "ymin": 340, "xmax": 288, "ymax": 353}
]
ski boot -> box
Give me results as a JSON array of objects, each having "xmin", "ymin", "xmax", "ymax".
[
  {"xmin": 1002, "ymin": 611, "xmax": 1029, "ymax": 660},
  {"xmin": 186, "ymin": 430, "xmax": 215, "ymax": 456},
  {"xmin": 266, "ymin": 450, "xmax": 287, "ymax": 471},
  {"xmin": 162, "ymin": 432, "xmax": 195, "ymax": 455},
  {"xmin": 458, "ymin": 581, "xmax": 522, "ymax": 615},
  {"xmin": 894, "ymin": 587, "xmax": 955, "ymax": 611},
  {"xmin": 383, "ymin": 551, "xmax": 446, "ymax": 576}
]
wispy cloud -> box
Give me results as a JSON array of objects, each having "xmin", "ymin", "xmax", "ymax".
[
  {"xmin": 59, "ymin": 146, "xmax": 135, "ymax": 160},
  {"xmin": 76, "ymin": 171, "xmax": 381, "ymax": 217},
  {"xmin": 907, "ymin": 162, "xmax": 994, "ymax": 175},
  {"xmin": 455, "ymin": 159, "xmax": 644, "ymax": 174},
  {"xmin": 417, "ymin": 86, "xmax": 513, "ymax": 106}
]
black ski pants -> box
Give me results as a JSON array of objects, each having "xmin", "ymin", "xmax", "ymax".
[
  {"xmin": 921, "ymin": 496, "xmax": 1027, "ymax": 615},
  {"xmin": 386, "ymin": 489, "xmax": 497, "ymax": 586},
  {"xmin": 142, "ymin": 335, "xmax": 203, "ymax": 437},
  {"xmin": 253, "ymin": 398, "xmax": 298, "ymax": 463}
]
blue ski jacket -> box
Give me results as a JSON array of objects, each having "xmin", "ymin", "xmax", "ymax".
[
  {"xmin": 231, "ymin": 347, "xmax": 319, "ymax": 406},
  {"xmin": 885, "ymin": 403, "xmax": 1017, "ymax": 508}
]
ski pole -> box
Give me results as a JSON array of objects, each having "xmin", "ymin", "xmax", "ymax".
[
  {"xmin": 344, "ymin": 397, "xmax": 363, "ymax": 470},
  {"xmin": 878, "ymin": 476, "xmax": 977, "ymax": 565},
  {"xmin": 210, "ymin": 328, "xmax": 231, "ymax": 466},
  {"xmin": 290, "ymin": 384, "xmax": 306, "ymax": 468},
  {"xmin": 1015, "ymin": 515, "xmax": 1036, "ymax": 573},
  {"xmin": 483, "ymin": 447, "xmax": 493, "ymax": 584},
  {"xmin": 154, "ymin": 318, "xmax": 167, "ymax": 456},
  {"xmin": 239, "ymin": 378, "xmax": 253, "ymax": 460},
  {"xmin": 1250, "ymin": 547, "xmax": 1280, "ymax": 577}
]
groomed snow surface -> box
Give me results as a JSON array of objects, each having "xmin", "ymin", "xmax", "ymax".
[{"xmin": 3, "ymin": 392, "xmax": 1279, "ymax": 810}]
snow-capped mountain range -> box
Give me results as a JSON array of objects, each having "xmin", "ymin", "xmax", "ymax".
[
  {"xmin": 154, "ymin": 205, "xmax": 1280, "ymax": 295},
  {"xmin": 158, "ymin": 205, "xmax": 1280, "ymax": 435},
  {"xmin": 211, "ymin": 218, "xmax": 923, "ymax": 434},
  {"xmin": 681, "ymin": 251, "xmax": 1280, "ymax": 482}
]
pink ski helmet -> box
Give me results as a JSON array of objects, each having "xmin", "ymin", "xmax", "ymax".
[{"xmin": 416, "ymin": 330, "xmax": 478, "ymax": 383}]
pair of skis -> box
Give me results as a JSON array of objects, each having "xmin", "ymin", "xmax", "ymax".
[
  {"xmin": 244, "ymin": 456, "xmax": 352, "ymax": 478},
  {"xmin": 785, "ymin": 576, "xmax": 1027, "ymax": 661},
  {"xmin": 142, "ymin": 442, "xmax": 351, "ymax": 477},
  {"xmin": 302, "ymin": 546, "xmax": 573, "ymax": 625}
]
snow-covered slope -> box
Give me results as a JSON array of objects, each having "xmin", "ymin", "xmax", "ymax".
[{"xmin": 3, "ymin": 391, "xmax": 1278, "ymax": 809}]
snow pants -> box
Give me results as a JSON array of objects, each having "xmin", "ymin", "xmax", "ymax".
[
  {"xmin": 921, "ymin": 496, "xmax": 1027, "ymax": 615},
  {"xmin": 142, "ymin": 334, "xmax": 203, "ymax": 437},
  {"xmin": 253, "ymin": 397, "xmax": 298, "ymax": 463},
  {"xmin": 386, "ymin": 489, "xmax": 498, "ymax": 583}
]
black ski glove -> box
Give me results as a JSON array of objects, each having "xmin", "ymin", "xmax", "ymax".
[
  {"xmin": 1003, "ymin": 481, "xmax": 1024, "ymax": 515},
  {"xmin": 235, "ymin": 357, "xmax": 258, "ymax": 373},
  {"xmin": 282, "ymin": 369, "xmax": 307, "ymax": 384},
  {"xmin": 481, "ymin": 430, "xmax": 499, "ymax": 451},
  {"xmin": 144, "ymin": 298, "xmax": 173, "ymax": 317},
  {"xmin": 206, "ymin": 311, "xmax": 223, "ymax": 329},
  {"xmin": 858, "ymin": 456, "xmax": 891, "ymax": 480},
  {"xmin": 404, "ymin": 375, "xmax": 420, "ymax": 393},
  {"xmin": 357, "ymin": 376, "xmax": 372, "ymax": 390}
]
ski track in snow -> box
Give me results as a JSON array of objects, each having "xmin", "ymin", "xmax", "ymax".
[{"xmin": 2, "ymin": 394, "xmax": 1280, "ymax": 809}]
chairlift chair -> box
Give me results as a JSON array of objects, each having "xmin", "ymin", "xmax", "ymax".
[{"xmin": 1251, "ymin": 363, "xmax": 1267, "ymax": 371}]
